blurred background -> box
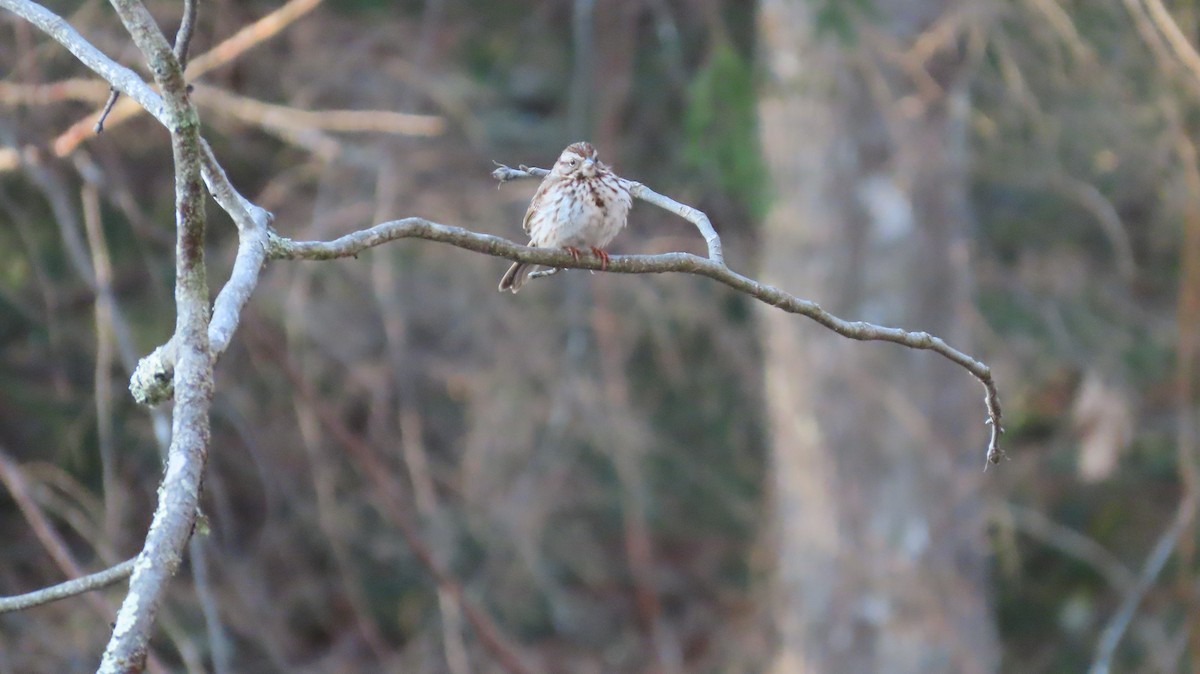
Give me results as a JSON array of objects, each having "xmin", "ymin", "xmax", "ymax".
[{"xmin": 1, "ymin": 0, "xmax": 1198, "ymax": 672}]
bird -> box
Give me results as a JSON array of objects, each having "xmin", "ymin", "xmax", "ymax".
[{"xmin": 499, "ymin": 141, "xmax": 633, "ymax": 293}]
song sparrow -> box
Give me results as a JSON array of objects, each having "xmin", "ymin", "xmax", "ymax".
[{"xmin": 498, "ymin": 141, "xmax": 633, "ymax": 293}]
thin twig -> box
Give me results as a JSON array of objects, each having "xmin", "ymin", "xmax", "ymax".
[
  {"xmin": 1089, "ymin": 495, "xmax": 1196, "ymax": 674},
  {"xmin": 1006, "ymin": 503, "xmax": 1135, "ymax": 591},
  {"xmin": 3, "ymin": 0, "xmax": 324, "ymax": 157},
  {"xmin": 259, "ymin": 337, "xmax": 537, "ymax": 674},
  {"xmin": 0, "ymin": 559, "xmax": 135, "ymax": 614},
  {"xmin": 183, "ymin": 0, "xmax": 323, "ymax": 78},
  {"xmin": 1003, "ymin": 502, "xmax": 1180, "ymax": 670},
  {"xmin": 95, "ymin": 0, "xmax": 198, "ymax": 134},
  {"xmin": 93, "ymin": 88, "xmax": 120, "ymax": 133},
  {"xmin": 173, "ymin": 0, "xmax": 198, "ymax": 68},
  {"xmin": 97, "ymin": 0, "xmax": 192, "ymax": 133},
  {"xmin": 188, "ymin": 536, "xmax": 233, "ymax": 674},
  {"xmin": 81, "ymin": 183, "xmax": 122, "ymax": 541},
  {"xmin": 194, "ymin": 83, "xmax": 445, "ymax": 136}
]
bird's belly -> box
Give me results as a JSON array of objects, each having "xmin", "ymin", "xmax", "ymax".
[{"xmin": 531, "ymin": 190, "xmax": 630, "ymax": 249}]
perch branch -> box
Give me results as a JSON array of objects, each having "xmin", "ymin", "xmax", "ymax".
[
  {"xmin": 3, "ymin": 0, "xmax": 1004, "ymax": 464},
  {"xmin": 268, "ymin": 207, "xmax": 1002, "ymax": 466},
  {"xmin": 492, "ymin": 164, "xmax": 724, "ymax": 264}
]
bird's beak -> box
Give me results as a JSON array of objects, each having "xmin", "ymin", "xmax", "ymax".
[{"xmin": 582, "ymin": 158, "xmax": 596, "ymax": 175}]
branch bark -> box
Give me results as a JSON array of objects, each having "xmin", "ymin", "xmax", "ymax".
[
  {"xmin": 266, "ymin": 202, "xmax": 1003, "ymax": 466},
  {"xmin": 0, "ymin": 559, "xmax": 135, "ymax": 614},
  {"xmin": 95, "ymin": 1, "xmax": 212, "ymax": 672}
]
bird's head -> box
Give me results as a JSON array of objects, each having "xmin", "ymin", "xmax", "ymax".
[{"xmin": 553, "ymin": 141, "xmax": 601, "ymax": 178}]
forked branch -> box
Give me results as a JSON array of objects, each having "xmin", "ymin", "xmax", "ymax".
[
  {"xmin": 0, "ymin": 1, "xmax": 1005, "ymax": 672},
  {"xmin": 268, "ymin": 164, "xmax": 1004, "ymax": 467},
  {"xmin": 0, "ymin": 0, "xmax": 1003, "ymax": 467}
]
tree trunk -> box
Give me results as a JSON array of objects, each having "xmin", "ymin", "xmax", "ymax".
[{"xmin": 758, "ymin": 2, "xmax": 998, "ymax": 672}]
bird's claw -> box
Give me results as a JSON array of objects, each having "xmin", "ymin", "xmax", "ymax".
[{"xmin": 590, "ymin": 247, "xmax": 610, "ymax": 270}]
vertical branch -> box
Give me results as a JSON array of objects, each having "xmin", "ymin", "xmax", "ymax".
[
  {"xmin": 257, "ymin": 336, "xmax": 537, "ymax": 674},
  {"xmin": 368, "ymin": 153, "xmax": 471, "ymax": 673},
  {"xmin": 399, "ymin": 409, "xmax": 473, "ymax": 674},
  {"xmin": 187, "ymin": 536, "xmax": 232, "ymax": 674},
  {"xmin": 96, "ymin": 0, "xmax": 197, "ymax": 133},
  {"xmin": 285, "ymin": 266, "xmax": 394, "ymax": 660},
  {"xmin": 98, "ymin": 1, "xmax": 212, "ymax": 672},
  {"xmin": 81, "ymin": 183, "xmax": 122, "ymax": 544},
  {"xmin": 591, "ymin": 285, "xmax": 680, "ymax": 673},
  {"xmin": 174, "ymin": 7, "xmax": 237, "ymax": 665},
  {"xmin": 173, "ymin": 0, "xmax": 199, "ymax": 68}
]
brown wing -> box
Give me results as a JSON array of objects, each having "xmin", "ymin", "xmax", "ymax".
[{"xmin": 521, "ymin": 175, "xmax": 556, "ymax": 236}]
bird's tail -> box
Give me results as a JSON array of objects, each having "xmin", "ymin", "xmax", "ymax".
[{"xmin": 498, "ymin": 261, "xmax": 533, "ymax": 293}]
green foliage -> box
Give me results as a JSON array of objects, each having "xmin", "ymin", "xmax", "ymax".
[
  {"xmin": 326, "ymin": 0, "xmax": 421, "ymax": 15},
  {"xmin": 630, "ymin": 304, "xmax": 766, "ymax": 545},
  {"xmin": 682, "ymin": 43, "xmax": 770, "ymax": 222},
  {"xmin": 810, "ymin": 0, "xmax": 877, "ymax": 43}
]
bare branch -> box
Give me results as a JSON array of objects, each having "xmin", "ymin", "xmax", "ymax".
[
  {"xmin": 96, "ymin": 0, "xmax": 213, "ymax": 671},
  {"xmin": 0, "ymin": 559, "xmax": 135, "ymax": 614},
  {"xmin": 93, "ymin": 88, "xmax": 121, "ymax": 133},
  {"xmin": 1051, "ymin": 175, "xmax": 1137, "ymax": 283},
  {"xmin": 268, "ymin": 206, "xmax": 1003, "ymax": 466},
  {"xmin": 2, "ymin": 0, "xmax": 1004, "ymax": 469},
  {"xmin": 95, "ymin": 0, "xmax": 195, "ymax": 134},
  {"xmin": 2, "ymin": 10, "xmax": 1007, "ymax": 673},
  {"xmin": 130, "ymin": 222, "xmax": 269, "ymax": 406},
  {"xmin": 0, "ymin": 0, "xmax": 271, "ymax": 407},
  {"xmin": 183, "ymin": 0, "xmax": 323, "ymax": 78},
  {"xmin": 1142, "ymin": 0, "xmax": 1200, "ymax": 90},
  {"xmin": 1006, "ymin": 503, "xmax": 1135, "ymax": 591},
  {"xmin": 1090, "ymin": 495, "xmax": 1197, "ymax": 674},
  {"xmin": 259, "ymin": 340, "xmax": 537, "ymax": 674},
  {"xmin": 95, "ymin": 0, "xmax": 192, "ymax": 132},
  {"xmin": 1, "ymin": 0, "xmax": 325, "ymax": 159},
  {"xmin": 192, "ymin": 83, "xmax": 445, "ymax": 137},
  {"xmin": 0, "ymin": 78, "xmax": 110, "ymax": 104},
  {"xmin": 0, "ymin": 79, "xmax": 443, "ymax": 165},
  {"xmin": 173, "ymin": 0, "xmax": 198, "ymax": 68}
]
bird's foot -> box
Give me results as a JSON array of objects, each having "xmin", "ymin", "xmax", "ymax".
[{"xmin": 589, "ymin": 247, "xmax": 610, "ymax": 270}]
